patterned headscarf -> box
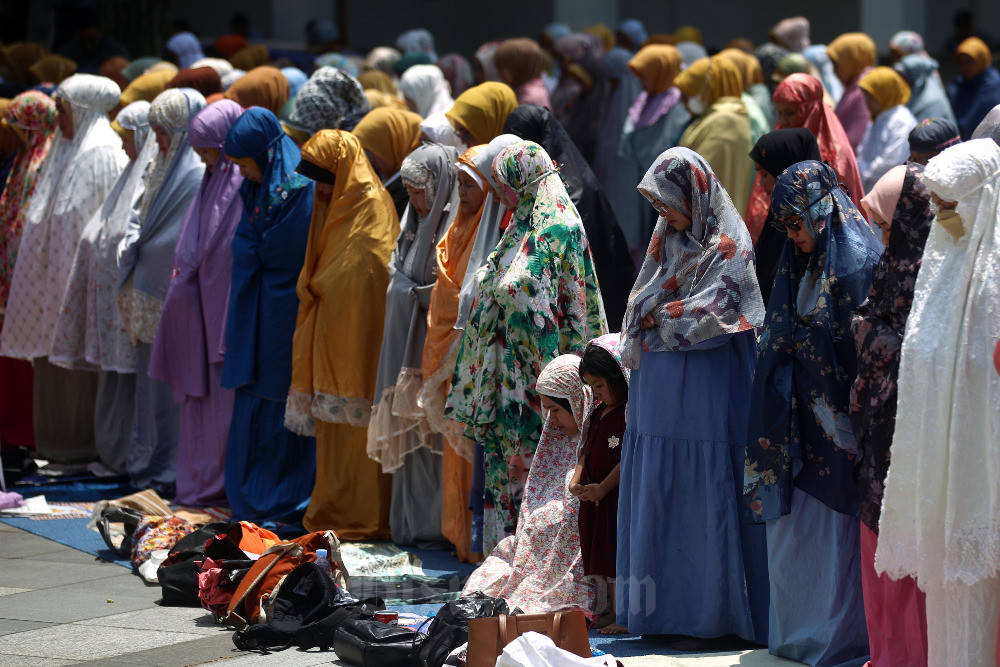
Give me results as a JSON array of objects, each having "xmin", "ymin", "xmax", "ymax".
[
  {"xmin": 290, "ymin": 67, "xmax": 371, "ymax": 134},
  {"xmin": 743, "ymin": 160, "xmax": 883, "ymax": 522},
  {"xmin": 621, "ymin": 147, "xmax": 763, "ymax": 367},
  {"xmin": 588, "ymin": 333, "xmax": 629, "ymax": 385},
  {"xmin": 0, "ymin": 91, "xmax": 57, "ymax": 310},
  {"xmin": 491, "ymin": 139, "xmax": 566, "ymax": 219},
  {"xmin": 908, "ymin": 117, "xmax": 961, "ymax": 153},
  {"xmin": 537, "ymin": 354, "xmax": 592, "ymax": 431},
  {"xmin": 850, "ymin": 162, "xmax": 934, "ymax": 533},
  {"xmin": 889, "ymin": 31, "xmax": 925, "ymax": 57}
]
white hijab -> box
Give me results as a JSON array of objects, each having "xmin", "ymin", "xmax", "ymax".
[
  {"xmin": 1, "ymin": 74, "xmax": 128, "ymax": 360},
  {"xmin": 399, "ymin": 64, "xmax": 454, "ymax": 118},
  {"xmin": 877, "ymin": 138, "xmax": 1000, "ymax": 662}
]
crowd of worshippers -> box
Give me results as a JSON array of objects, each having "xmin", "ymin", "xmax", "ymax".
[{"xmin": 0, "ymin": 12, "xmax": 999, "ymax": 667}]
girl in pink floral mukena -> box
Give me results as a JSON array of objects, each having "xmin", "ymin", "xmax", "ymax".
[{"xmin": 571, "ymin": 334, "xmax": 629, "ymax": 635}]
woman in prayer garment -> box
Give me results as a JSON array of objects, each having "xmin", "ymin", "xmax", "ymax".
[
  {"xmin": 618, "ymin": 147, "xmax": 768, "ymax": 647},
  {"xmin": 771, "ymin": 73, "xmax": 866, "ymax": 212},
  {"xmin": 611, "ymin": 44, "xmax": 690, "ymax": 255},
  {"xmin": 1, "ymin": 74, "xmax": 127, "ymax": 463},
  {"xmin": 972, "ymin": 103, "xmax": 1000, "ymax": 144},
  {"xmin": 398, "ymin": 64, "xmax": 454, "ymax": 118},
  {"xmin": 674, "ymin": 56, "xmax": 755, "ymax": 214},
  {"xmin": 223, "ymin": 66, "xmax": 289, "ymax": 115},
  {"xmin": 907, "ymin": 117, "xmax": 961, "ymax": 164},
  {"xmin": 148, "ymin": 99, "xmax": 245, "ymax": 506},
  {"xmin": 117, "ymin": 88, "xmax": 207, "ymax": 494},
  {"xmin": 420, "ymin": 145, "xmax": 489, "ymax": 563},
  {"xmin": 351, "ymin": 107, "xmax": 423, "ymax": 219},
  {"xmin": 590, "ymin": 46, "xmax": 641, "ymax": 189},
  {"xmin": 827, "ymin": 33, "xmax": 877, "ymax": 151},
  {"xmin": 437, "ymin": 54, "xmax": 474, "ymax": 97},
  {"xmin": 503, "ymin": 104, "xmax": 636, "ymax": 328},
  {"xmin": 857, "ymin": 67, "xmax": 918, "ymax": 190},
  {"xmin": 166, "ymin": 66, "xmax": 222, "ymax": 98},
  {"xmin": 49, "ymin": 101, "xmax": 154, "ymax": 475},
  {"xmin": 744, "ymin": 160, "xmax": 882, "ymax": 667},
  {"xmin": 876, "ymin": 139, "xmax": 1000, "ymax": 666},
  {"xmin": 445, "ymin": 81, "xmax": 518, "ymax": 148},
  {"xmin": 290, "ymin": 67, "xmax": 371, "ymax": 135},
  {"xmin": 747, "ymin": 128, "xmax": 822, "ymax": 306},
  {"xmin": 222, "ymin": 107, "xmax": 316, "ymax": 522},
  {"xmin": 461, "ymin": 354, "xmax": 599, "ymax": 614},
  {"xmin": 368, "ymin": 143, "xmax": 458, "ymax": 547},
  {"xmin": 229, "ymin": 45, "xmax": 271, "ymax": 72},
  {"xmin": 770, "ymin": 17, "xmax": 811, "ymax": 53},
  {"xmin": 852, "ymin": 164, "xmax": 934, "ymax": 667},
  {"xmin": 284, "ymin": 129, "xmax": 399, "ymax": 539},
  {"xmin": 28, "ymin": 55, "xmax": 77, "ymax": 85},
  {"xmin": 444, "ymin": 139, "xmax": 606, "ymax": 555},
  {"xmin": 947, "ymin": 37, "xmax": 1000, "ymax": 140},
  {"xmin": 166, "ymin": 33, "xmax": 204, "ymax": 70},
  {"xmin": 0, "ymin": 91, "xmax": 57, "ymax": 452},
  {"xmin": 494, "ymin": 38, "xmax": 550, "ymax": 110},
  {"xmin": 894, "ymin": 53, "xmax": 955, "ymax": 124}
]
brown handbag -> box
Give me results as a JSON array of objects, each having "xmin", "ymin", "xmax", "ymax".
[{"xmin": 466, "ymin": 609, "xmax": 592, "ymax": 667}]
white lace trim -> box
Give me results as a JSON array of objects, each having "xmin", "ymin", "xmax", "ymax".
[
  {"xmin": 284, "ymin": 389, "xmax": 373, "ymax": 436},
  {"xmin": 366, "ymin": 367, "xmax": 444, "ymax": 473},
  {"xmin": 417, "ymin": 337, "xmax": 474, "ymax": 462}
]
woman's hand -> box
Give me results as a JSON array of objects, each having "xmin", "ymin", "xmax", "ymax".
[
  {"xmin": 639, "ymin": 313, "xmax": 656, "ymax": 330},
  {"xmin": 577, "ymin": 484, "xmax": 607, "ymax": 503},
  {"xmin": 569, "ymin": 483, "xmax": 585, "ymax": 497}
]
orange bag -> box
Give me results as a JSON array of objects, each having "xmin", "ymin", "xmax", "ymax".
[{"xmin": 225, "ymin": 530, "xmax": 349, "ymax": 629}]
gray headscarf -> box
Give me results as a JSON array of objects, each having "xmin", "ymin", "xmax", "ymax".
[
  {"xmin": 117, "ymin": 88, "xmax": 206, "ymax": 343},
  {"xmin": 455, "ymin": 133, "xmax": 520, "ymax": 329},
  {"xmin": 373, "ymin": 142, "xmax": 460, "ymax": 406}
]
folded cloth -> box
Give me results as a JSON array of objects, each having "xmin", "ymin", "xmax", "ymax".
[{"xmin": 0, "ymin": 490, "xmax": 24, "ymax": 509}]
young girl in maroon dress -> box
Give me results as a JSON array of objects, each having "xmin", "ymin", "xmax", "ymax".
[{"xmin": 571, "ymin": 334, "xmax": 629, "ymax": 634}]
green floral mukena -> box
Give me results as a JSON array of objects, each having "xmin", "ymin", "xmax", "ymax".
[{"xmin": 444, "ymin": 140, "xmax": 607, "ymax": 554}]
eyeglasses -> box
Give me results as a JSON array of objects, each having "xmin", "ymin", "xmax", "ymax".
[{"xmin": 769, "ymin": 186, "xmax": 832, "ymax": 233}]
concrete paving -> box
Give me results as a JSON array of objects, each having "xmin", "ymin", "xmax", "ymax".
[{"xmin": 0, "ymin": 523, "xmax": 800, "ymax": 666}]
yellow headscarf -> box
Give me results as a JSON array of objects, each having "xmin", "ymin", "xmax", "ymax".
[
  {"xmin": 826, "ymin": 33, "xmax": 877, "ymax": 83},
  {"xmin": 444, "ymin": 81, "xmax": 517, "ymax": 145},
  {"xmin": 628, "ymin": 45, "xmax": 682, "ymax": 95},
  {"xmin": 223, "ymin": 65, "xmax": 290, "ymax": 115},
  {"xmin": 584, "ymin": 24, "xmax": 615, "ymax": 52},
  {"xmin": 290, "ymin": 129, "xmax": 399, "ymax": 410},
  {"xmin": 859, "ymin": 66, "xmax": 912, "ymax": 111},
  {"xmin": 673, "ymin": 26, "xmax": 703, "ymax": 45},
  {"xmin": 358, "ymin": 70, "xmax": 397, "ymax": 95},
  {"xmin": 120, "ymin": 69, "xmax": 175, "ymax": 106},
  {"xmin": 1, "ymin": 43, "xmax": 47, "ymax": 83},
  {"xmin": 28, "ymin": 55, "xmax": 77, "ymax": 84},
  {"xmin": 351, "ymin": 107, "xmax": 423, "ymax": 174},
  {"xmin": 718, "ymin": 48, "xmax": 764, "ymax": 88},
  {"xmin": 955, "ymin": 37, "xmax": 992, "ymax": 78},
  {"xmin": 229, "ymin": 45, "xmax": 271, "ymax": 72},
  {"xmin": 674, "ymin": 55, "xmax": 744, "ymax": 108},
  {"xmin": 364, "ymin": 89, "xmax": 407, "ymax": 110}
]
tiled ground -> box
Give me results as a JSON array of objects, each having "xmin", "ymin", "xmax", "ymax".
[{"xmin": 0, "ymin": 523, "xmax": 799, "ymax": 666}]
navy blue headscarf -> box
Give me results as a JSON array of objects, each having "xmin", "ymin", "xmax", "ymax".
[
  {"xmin": 743, "ymin": 160, "xmax": 883, "ymax": 522},
  {"xmin": 221, "ymin": 107, "xmax": 315, "ymax": 400}
]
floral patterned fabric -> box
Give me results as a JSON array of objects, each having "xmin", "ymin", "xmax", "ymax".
[
  {"xmin": 445, "ymin": 140, "xmax": 607, "ymax": 553},
  {"xmin": 743, "ymin": 160, "xmax": 883, "ymax": 523},
  {"xmin": 850, "ymin": 162, "xmax": 933, "ymax": 534},
  {"xmin": 0, "ymin": 91, "xmax": 56, "ymax": 316},
  {"xmin": 621, "ymin": 147, "xmax": 764, "ymax": 369},
  {"xmin": 462, "ymin": 354, "xmax": 600, "ymax": 614}
]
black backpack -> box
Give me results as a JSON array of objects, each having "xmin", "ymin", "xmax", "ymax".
[
  {"xmin": 233, "ymin": 561, "xmax": 384, "ymax": 653},
  {"xmin": 412, "ymin": 592, "xmax": 509, "ymax": 667},
  {"xmin": 157, "ymin": 521, "xmax": 237, "ymax": 606}
]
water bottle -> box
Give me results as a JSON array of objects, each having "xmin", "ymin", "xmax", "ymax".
[{"xmin": 314, "ymin": 548, "xmax": 334, "ymax": 579}]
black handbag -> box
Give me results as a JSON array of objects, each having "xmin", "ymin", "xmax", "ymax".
[
  {"xmin": 333, "ymin": 618, "xmax": 424, "ymax": 667},
  {"xmin": 96, "ymin": 506, "xmax": 146, "ymax": 558},
  {"xmin": 157, "ymin": 521, "xmax": 236, "ymax": 606},
  {"xmin": 413, "ymin": 592, "xmax": 509, "ymax": 667}
]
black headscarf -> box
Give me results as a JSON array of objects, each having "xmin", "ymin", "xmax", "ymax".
[
  {"xmin": 749, "ymin": 128, "xmax": 822, "ymax": 305},
  {"xmin": 907, "ymin": 117, "xmax": 961, "ymax": 153},
  {"xmin": 503, "ymin": 104, "xmax": 637, "ymax": 327}
]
